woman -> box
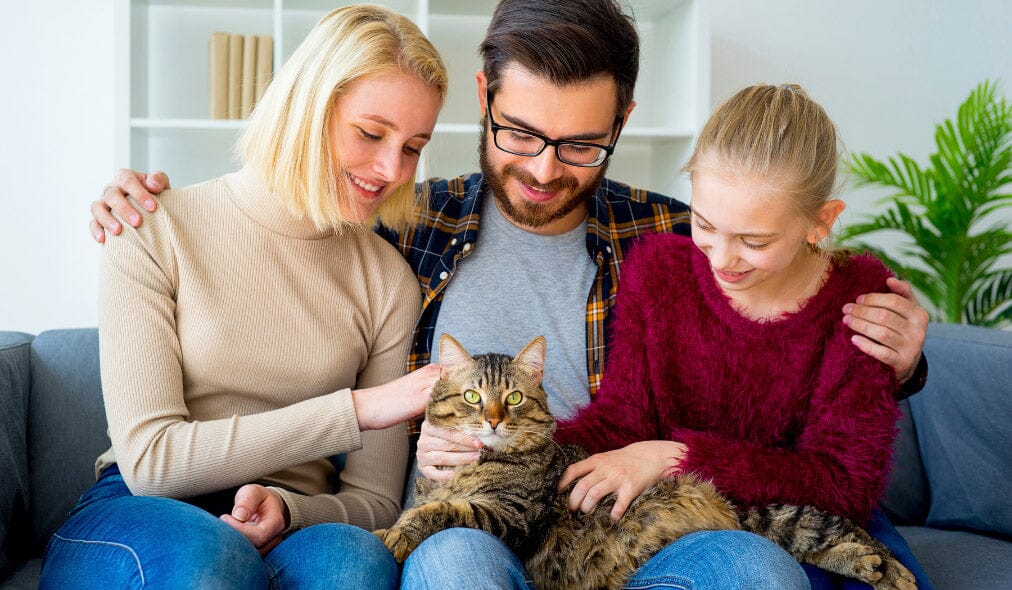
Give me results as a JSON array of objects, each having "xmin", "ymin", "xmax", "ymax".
[{"xmin": 40, "ymin": 5, "xmax": 447, "ymax": 589}]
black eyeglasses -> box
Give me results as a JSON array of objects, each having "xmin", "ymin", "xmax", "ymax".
[{"xmin": 485, "ymin": 89, "xmax": 623, "ymax": 167}]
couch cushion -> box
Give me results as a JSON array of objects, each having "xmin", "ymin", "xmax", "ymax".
[
  {"xmin": 910, "ymin": 323, "xmax": 1012, "ymax": 540},
  {"xmin": 898, "ymin": 525, "xmax": 1012, "ymax": 590},
  {"xmin": 0, "ymin": 332, "xmax": 33, "ymax": 577},
  {"xmin": 27, "ymin": 329, "xmax": 108, "ymax": 556},
  {"xmin": 882, "ymin": 399, "xmax": 930, "ymax": 525}
]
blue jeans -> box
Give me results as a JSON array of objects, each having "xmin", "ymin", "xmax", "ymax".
[
  {"xmin": 40, "ymin": 465, "xmax": 398, "ymax": 589},
  {"xmin": 401, "ymin": 528, "xmax": 810, "ymax": 589}
]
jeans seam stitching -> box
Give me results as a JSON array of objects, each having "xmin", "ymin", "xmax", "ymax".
[{"xmin": 51, "ymin": 532, "xmax": 146, "ymax": 587}]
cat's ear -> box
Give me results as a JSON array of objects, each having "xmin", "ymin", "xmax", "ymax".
[
  {"xmin": 439, "ymin": 334, "xmax": 472, "ymax": 377},
  {"xmin": 515, "ymin": 336, "xmax": 546, "ymax": 383}
]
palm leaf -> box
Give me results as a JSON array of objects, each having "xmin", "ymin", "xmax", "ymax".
[
  {"xmin": 843, "ymin": 80, "xmax": 1012, "ymax": 326},
  {"xmin": 964, "ymin": 269, "xmax": 1012, "ymax": 325}
]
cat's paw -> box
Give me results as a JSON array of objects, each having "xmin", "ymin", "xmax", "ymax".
[
  {"xmin": 856, "ymin": 552, "xmax": 884, "ymax": 583},
  {"xmin": 872, "ymin": 558, "xmax": 917, "ymax": 590},
  {"xmin": 375, "ymin": 527, "xmax": 416, "ymax": 563}
]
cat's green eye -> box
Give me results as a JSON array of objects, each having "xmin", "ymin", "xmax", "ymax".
[
  {"xmin": 463, "ymin": 390, "xmax": 481, "ymax": 404},
  {"xmin": 505, "ymin": 391, "xmax": 524, "ymax": 406}
]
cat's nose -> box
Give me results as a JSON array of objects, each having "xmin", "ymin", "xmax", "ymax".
[{"xmin": 488, "ymin": 418, "xmax": 501, "ymax": 429}]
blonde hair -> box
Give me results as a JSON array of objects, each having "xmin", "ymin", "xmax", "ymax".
[
  {"xmin": 683, "ymin": 84, "xmax": 842, "ymax": 236},
  {"xmin": 239, "ymin": 4, "xmax": 448, "ymax": 232}
]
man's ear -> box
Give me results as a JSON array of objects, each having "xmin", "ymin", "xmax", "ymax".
[
  {"xmin": 476, "ymin": 70, "xmax": 488, "ymax": 116},
  {"xmin": 439, "ymin": 334, "xmax": 472, "ymax": 378},
  {"xmin": 621, "ymin": 99, "xmax": 637, "ymax": 128}
]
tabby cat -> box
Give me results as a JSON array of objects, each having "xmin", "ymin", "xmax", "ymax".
[{"xmin": 375, "ymin": 335, "xmax": 916, "ymax": 590}]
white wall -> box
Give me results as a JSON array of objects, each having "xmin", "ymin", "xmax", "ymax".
[
  {"xmin": 709, "ymin": 0, "xmax": 1012, "ymax": 246},
  {"xmin": 2, "ymin": 0, "xmax": 1010, "ymax": 334},
  {"xmin": 1, "ymin": 1, "xmax": 117, "ymax": 334}
]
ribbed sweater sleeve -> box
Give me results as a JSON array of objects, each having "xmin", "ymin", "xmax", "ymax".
[{"xmin": 273, "ymin": 260, "xmax": 419, "ymax": 531}]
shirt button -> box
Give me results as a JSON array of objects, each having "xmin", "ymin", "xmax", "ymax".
[
  {"xmin": 606, "ymin": 245, "xmax": 612, "ymax": 253},
  {"xmin": 439, "ymin": 271, "xmax": 449, "ymax": 280},
  {"xmin": 450, "ymin": 238, "xmax": 458, "ymax": 246},
  {"xmin": 462, "ymin": 243, "xmax": 472, "ymax": 252}
]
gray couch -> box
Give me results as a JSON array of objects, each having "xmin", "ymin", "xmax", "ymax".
[{"xmin": 1, "ymin": 324, "xmax": 1010, "ymax": 589}]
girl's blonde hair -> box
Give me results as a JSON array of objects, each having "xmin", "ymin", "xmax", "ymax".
[
  {"xmin": 683, "ymin": 84, "xmax": 841, "ymax": 233},
  {"xmin": 239, "ymin": 4, "xmax": 448, "ymax": 232}
]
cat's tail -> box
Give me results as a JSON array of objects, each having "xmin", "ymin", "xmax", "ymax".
[{"xmin": 742, "ymin": 505, "xmax": 916, "ymax": 590}]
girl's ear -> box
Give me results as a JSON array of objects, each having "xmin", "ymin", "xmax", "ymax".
[{"xmin": 808, "ymin": 199, "xmax": 846, "ymax": 244}]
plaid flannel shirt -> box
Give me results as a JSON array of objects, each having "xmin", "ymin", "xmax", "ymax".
[{"xmin": 377, "ymin": 172, "xmax": 692, "ymax": 398}]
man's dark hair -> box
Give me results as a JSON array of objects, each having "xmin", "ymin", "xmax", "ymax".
[{"xmin": 479, "ymin": 0, "xmax": 639, "ymax": 114}]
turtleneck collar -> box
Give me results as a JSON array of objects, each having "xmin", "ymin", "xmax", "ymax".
[{"xmin": 222, "ymin": 166, "xmax": 339, "ymax": 240}]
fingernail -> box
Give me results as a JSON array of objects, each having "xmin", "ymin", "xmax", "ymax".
[
  {"xmin": 93, "ymin": 230, "xmax": 103, "ymax": 241},
  {"xmin": 130, "ymin": 213, "xmax": 141, "ymax": 226},
  {"xmin": 233, "ymin": 507, "xmax": 249, "ymax": 521},
  {"xmin": 842, "ymin": 303, "xmax": 853, "ymax": 313},
  {"xmin": 856, "ymin": 295, "xmax": 865, "ymax": 304},
  {"xmin": 111, "ymin": 222, "xmax": 120, "ymax": 233},
  {"xmin": 144, "ymin": 199, "xmax": 156, "ymax": 211},
  {"xmin": 842, "ymin": 315, "xmax": 851, "ymax": 326}
]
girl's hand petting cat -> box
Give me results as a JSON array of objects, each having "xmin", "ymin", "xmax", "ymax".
[
  {"xmin": 416, "ymin": 419, "xmax": 482, "ymax": 482},
  {"xmin": 220, "ymin": 484, "xmax": 290, "ymax": 556},
  {"xmin": 352, "ymin": 364, "xmax": 440, "ymax": 430},
  {"xmin": 559, "ymin": 440, "xmax": 688, "ymax": 522}
]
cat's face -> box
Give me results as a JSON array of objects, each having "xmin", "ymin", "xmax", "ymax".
[{"xmin": 427, "ymin": 335, "xmax": 556, "ymax": 452}]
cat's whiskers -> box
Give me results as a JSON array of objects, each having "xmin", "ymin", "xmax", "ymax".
[{"xmin": 507, "ymin": 428, "xmax": 566, "ymax": 454}]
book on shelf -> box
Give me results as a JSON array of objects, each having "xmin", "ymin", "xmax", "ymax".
[
  {"xmin": 254, "ymin": 35, "xmax": 273, "ymax": 106},
  {"xmin": 227, "ymin": 34, "xmax": 243, "ymax": 119},
  {"xmin": 208, "ymin": 32, "xmax": 229, "ymax": 119},
  {"xmin": 208, "ymin": 32, "xmax": 275, "ymax": 120},
  {"xmin": 240, "ymin": 34, "xmax": 257, "ymax": 119}
]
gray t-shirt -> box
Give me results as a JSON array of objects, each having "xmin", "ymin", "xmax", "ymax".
[{"xmin": 431, "ymin": 195, "xmax": 597, "ymax": 419}]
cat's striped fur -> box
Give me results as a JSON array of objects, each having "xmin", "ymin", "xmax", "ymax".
[{"xmin": 375, "ymin": 335, "xmax": 916, "ymax": 590}]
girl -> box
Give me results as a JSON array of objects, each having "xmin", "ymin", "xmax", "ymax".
[
  {"xmin": 556, "ymin": 83, "xmax": 932, "ymax": 589},
  {"xmin": 40, "ymin": 5, "xmax": 446, "ymax": 589}
]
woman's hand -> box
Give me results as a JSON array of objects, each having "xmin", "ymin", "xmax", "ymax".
[
  {"xmin": 90, "ymin": 168, "xmax": 170, "ymax": 243},
  {"xmin": 220, "ymin": 484, "xmax": 289, "ymax": 556},
  {"xmin": 558, "ymin": 440, "xmax": 687, "ymax": 522},
  {"xmin": 415, "ymin": 419, "xmax": 482, "ymax": 482},
  {"xmin": 352, "ymin": 364, "xmax": 440, "ymax": 431}
]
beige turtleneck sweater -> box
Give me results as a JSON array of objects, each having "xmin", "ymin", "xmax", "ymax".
[{"xmin": 96, "ymin": 167, "xmax": 420, "ymax": 531}]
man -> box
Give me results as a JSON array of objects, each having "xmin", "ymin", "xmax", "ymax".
[{"xmin": 90, "ymin": 1, "xmax": 928, "ymax": 587}]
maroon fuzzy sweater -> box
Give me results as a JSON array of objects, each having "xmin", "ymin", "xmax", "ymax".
[{"xmin": 556, "ymin": 234, "xmax": 900, "ymax": 523}]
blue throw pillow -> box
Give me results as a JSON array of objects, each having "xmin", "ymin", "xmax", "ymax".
[{"xmin": 910, "ymin": 324, "xmax": 1012, "ymax": 540}]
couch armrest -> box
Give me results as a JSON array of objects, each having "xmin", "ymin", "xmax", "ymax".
[
  {"xmin": 0, "ymin": 331, "xmax": 34, "ymax": 575},
  {"xmin": 26, "ymin": 329, "xmax": 107, "ymax": 556}
]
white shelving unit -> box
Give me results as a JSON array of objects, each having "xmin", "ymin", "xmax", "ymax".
[{"xmin": 115, "ymin": 0, "xmax": 709, "ymax": 198}]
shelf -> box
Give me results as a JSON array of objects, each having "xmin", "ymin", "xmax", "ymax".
[
  {"xmin": 131, "ymin": 118, "xmax": 246, "ymax": 129},
  {"xmin": 119, "ymin": 0, "xmax": 708, "ymax": 194},
  {"xmin": 129, "ymin": 119, "xmax": 696, "ymax": 142}
]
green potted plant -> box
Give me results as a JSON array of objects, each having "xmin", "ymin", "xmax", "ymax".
[{"xmin": 842, "ymin": 80, "xmax": 1012, "ymax": 326}]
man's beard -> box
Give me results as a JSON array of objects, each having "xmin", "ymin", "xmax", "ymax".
[{"xmin": 478, "ymin": 124, "xmax": 608, "ymax": 230}]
